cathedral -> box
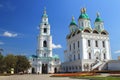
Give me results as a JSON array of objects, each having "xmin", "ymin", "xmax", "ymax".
[
  {"xmin": 28, "ymin": 8, "xmax": 60, "ymax": 74},
  {"xmin": 61, "ymin": 8, "xmax": 112, "ymax": 72}
]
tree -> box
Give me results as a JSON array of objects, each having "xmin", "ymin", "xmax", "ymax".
[
  {"xmin": 4, "ymin": 54, "xmax": 17, "ymax": 73},
  {"xmin": 0, "ymin": 53, "xmax": 4, "ymax": 73},
  {"xmin": 16, "ymin": 55, "xmax": 31, "ymax": 73}
]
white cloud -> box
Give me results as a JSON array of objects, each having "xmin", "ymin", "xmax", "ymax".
[
  {"xmin": 114, "ymin": 50, "xmax": 120, "ymax": 54},
  {"xmin": 3, "ymin": 31, "xmax": 18, "ymax": 37},
  {"xmin": 52, "ymin": 43, "xmax": 62, "ymax": 49},
  {"xmin": 0, "ymin": 41, "xmax": 4, "ymax": 45}
]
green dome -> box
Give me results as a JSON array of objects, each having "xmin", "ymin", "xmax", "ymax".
[
  {"xmin": 42, "ymin": 14, "xmax": 48, "ymax": 18},
  {"xmin": 70, "ymin": 20, "xmax": 77, "ymax": 26},
  {"xmin": 53, "ymin": 55, "xmax": 59, "ymax": 59},
  {"xmin": 70, "ymin": 16, "xmax": 77, "ymax": 26},
  {"xmin": 95, "ymin": 12, "xmax": 103, "ymax": 22},
  {"xmin": 79, "ymin": 13, "xmax": 89, "ymax": 19},
  {"xmin": 95, "ymin": 17, "xmax": 102, "ymax": 22},
  {"xmin": 85, "ymin": 14, "xmax": 89, "ymax": 19}
]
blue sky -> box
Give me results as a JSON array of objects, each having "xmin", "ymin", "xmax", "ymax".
[{"xmin": 0, "ymin": 0, "xmax": 120, "ymax": 61}]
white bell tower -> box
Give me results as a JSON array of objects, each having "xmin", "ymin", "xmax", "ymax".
[{"xmin": 37, "ymin": 8, "xmax": 52, "ymax": 58}]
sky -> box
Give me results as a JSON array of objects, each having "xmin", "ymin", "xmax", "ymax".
[{"xmin": 0, "ymin": 0, "xmax": 120, "ymax": 62}]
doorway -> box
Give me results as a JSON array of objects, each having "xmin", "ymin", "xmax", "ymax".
[
  {"xmin": 32, "ymin": 67, "xmax": 35, "ymax": 74},
  {"xmin": 54, "ymin": 67, "xmax": 57, "ymax": 73},
  {"xmin": 42, "ymin": 64, "xmax": 48, "ymax": 74}
]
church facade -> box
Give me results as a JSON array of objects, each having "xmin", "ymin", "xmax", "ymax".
[
  {"xmin": 61, "ymin": 8, "xmax": 112, "ymax": 72},
  {"xmin": 28, "ymin": 9, "xmax": 60, "ymax": 74}
]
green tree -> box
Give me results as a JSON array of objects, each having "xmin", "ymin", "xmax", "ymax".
[
  {"xmin": 0, "ymin": 53, "xmax": 4, "ymax": 73},
  {"xmin": 4, "ymin": 54, "xmax": 17, "ymax": 73},
  {"xmin": 16, "ymin": 55, "xmax": 31, "ymax": 73}
]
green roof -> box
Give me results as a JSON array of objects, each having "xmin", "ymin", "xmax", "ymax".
[
  {"xmin": 53, "ymin": 55, "xmax": 59, "ymax": 59},
  {"xmin": 79, "ymin": 13, "xmax": 89, "ymax": 19},
  {"xmin": 95, "ymin": 12, "xmax": 103, "ymax": 22},
  {"xmin": 70, "ymin": 16, "xmax": 77, "ymax": 26},
  {"xmin": 95, "ymin": 17, "xmax": 102, "ymax": 22},
  {"xmin": 42, "ymin": 14, "xmax": 48, "ymax": 18},
  {"xmin": 70, "ymin": 20, "xmax": 77, "ymax": 26}
]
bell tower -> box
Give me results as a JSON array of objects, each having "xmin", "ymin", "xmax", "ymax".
[{"xmin": 37, "ymin": 8, "xmax": 52, "ymax": 58}]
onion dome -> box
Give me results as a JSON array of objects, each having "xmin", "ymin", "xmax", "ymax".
[
  {"xmin": 53, "ymin": 55, "xmax": 59, "ymax": 59},
  {"xmin": 95, "ymin": 12, "xmax": 103, "ymax": 22},
  {"xmin": 79, "ymin": 8, "xmax": 89, "ymax": 19},
  {"xmin": 70, "ymin": 16, "xmax": 77, "ymax": 26}
]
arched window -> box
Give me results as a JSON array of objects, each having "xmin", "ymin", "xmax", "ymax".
[
  {"xmin": 74, "ymin": 55, "xmax": 75, "ymax": 60},
  {"xmin": 104, "ymin": 53, "xmax": 106, "ymax": 59},
  {"xmin": 82, "ymin": 22, "xmax": 84, "ymax": 27},
  {"xmin": 84, "ymin": 29, "xmax": 90, "ymax": 33},
  {"xmin": 78, "ymin": 54, "xmax": 80, "ymax": 59},
  {"xmin": 43, "ymin": 41, "xmax": 47, "ymax": 47},
  {"xmin": 44, "ymin": 28, "xmax": 47, "ymax": 33},
  {"xmin": 93, "ymin": 30, "xmax": 99, "ymax": 34},
  {"xmin": 88, "ymin": 53, "xmax": 91, "ymax": 59}
]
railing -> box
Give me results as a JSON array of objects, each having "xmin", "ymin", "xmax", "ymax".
[{"xmin": 92, "ymin": 60, "xmax": 103, "ymax": 70}]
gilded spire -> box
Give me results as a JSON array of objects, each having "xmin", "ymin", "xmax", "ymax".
[
  {"xmin": 81, "ymin": 8, "xmax": 84, "ymax": 13},
  {"xmin": 83, "ymin": 7, "xmax": 86, "ymax": 13}
]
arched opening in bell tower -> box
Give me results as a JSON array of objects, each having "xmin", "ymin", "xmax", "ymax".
[{"xmin": 43, "ymin": 40, "xmax": 47, "ymax": 47}]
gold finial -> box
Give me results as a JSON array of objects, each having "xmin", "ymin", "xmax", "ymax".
[
  {"xmin": 72, "ymin": 16, "xmax": 75, "ymax": 21},
  {"xmin": 97, "ymin": 12, "xmax": 100, "ymax": 17},
  {"xmin": 83, "ymin": 8, "xmax": 86, "ymax": 13},
  {"xmin": 81, "ymin": 8, "xmax": 84, "ymax": 13}
]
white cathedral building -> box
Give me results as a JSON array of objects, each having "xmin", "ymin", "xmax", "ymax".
[
  {"xmin": 61, "ymin": 8, "xmax": 112, "ymax": 72},
  {"xmin": 28, "ymin": 9, "xmax": 60, "ymax": 74}
]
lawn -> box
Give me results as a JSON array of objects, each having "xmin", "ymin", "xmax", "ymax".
[{"xmin": 72, "ymin": 76, "xmax": 120, "ymax": 80}]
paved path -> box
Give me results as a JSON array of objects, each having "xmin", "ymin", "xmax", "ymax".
[{"xmin": 0, "ymin": 74, "xmax": 88, "ymax": 80}]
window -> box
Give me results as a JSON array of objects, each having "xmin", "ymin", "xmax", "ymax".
[
  {"xmin": 76, "ymin": 66, "xmax": 78, "ymax": 70},
  {"xmin": 88, "ymin": 40, "xmax": 90, "ymax": 47},
  {"xmin": 44, "ymin": 28, "xmax": 47, "ymax": 33},
  {"xmin": 69, "ymin": 66, "xmax": 71, "ymax": 70},
  {"xmin": 70, "ymin": 44, "xmax": 71, "ymax": 51},
  {"xmin": 73, "ymin": 43, "xmax": 75, "ymax": 49},
  {"xmin": 78, "ymin": 54, "xmax": 80, "ymax": 59},
  {"xmin": 104, "ymin": 53, "xmax": 106, "ymax": 59},
  {"xmin": 78, "ymin": 41, "xmax": 79, "ymax": 48},
  {"xmin": 82, "ymin": 22, "xmax": 84, "ymax": 27},
  {"xmin": 88, "ymin": 53, "xmax": 91, "ymax": 59},
  {"xmin": 102, "ymin": 41, "xmax": 105, "ymax": 48},
  {"xmin": 95, "ymin": 40, "xmax": 98, "ymax": 47},
  {"xmin": 43, "ymin": 41, "xmax": 47, "ymax": 47},
  {"xmin": 74, "ymin": 55, "xmax": 75, "ymax": 60},
  {"xmin": 44, "ymin": 53, "xmax": 47, "ymax": 57}
]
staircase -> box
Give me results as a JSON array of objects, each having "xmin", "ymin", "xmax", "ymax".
[
  {"xmin": 92, "ymin": 60, "xmax": 107, "ymax": 70},
  {"xmin": 92, "ymin": 60, "xmax": 103, "ymax": 70}
]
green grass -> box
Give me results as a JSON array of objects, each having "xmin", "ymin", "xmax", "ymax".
[{"xmin": 71, "ymin": 76, "xmax": 120, "ymax": 80}]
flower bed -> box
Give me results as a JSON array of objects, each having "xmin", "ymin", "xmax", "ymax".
[{"xmin": 51, "ymin": 72, "xmax": 95, "ymax": 77}]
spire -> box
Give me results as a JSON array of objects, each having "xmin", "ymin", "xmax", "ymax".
[
  {"xmin": 96, "ymin": 12, "xmax": 100, "ymax": 17},
  {"xmin": 79, "ymin": 7, "xmax": 89, "ymax": 19},
  {"xmin": 72, "ymin": 16, "xmax": 75, "ymax": 21},
  {"xmin": 83, "ymin": 7, "xmax": 86, "ymax": 13},
  {"xmin": 42, "ymin": 7, "xmax": 48, "ymax": 18},
  {"xmin": 43, "ymin": 7, "xmax": 46, "ymax": 14},
  {"xmin": 70, "ymin": 16, "xmax": 77, "ymax": 26},
  {"xmin": 95, "ymin": 12, "xmax": 103, "ymax": 22},
  {"xmin": 81, "ymin": 8, "xmax": 84, "ymax": 13}
]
